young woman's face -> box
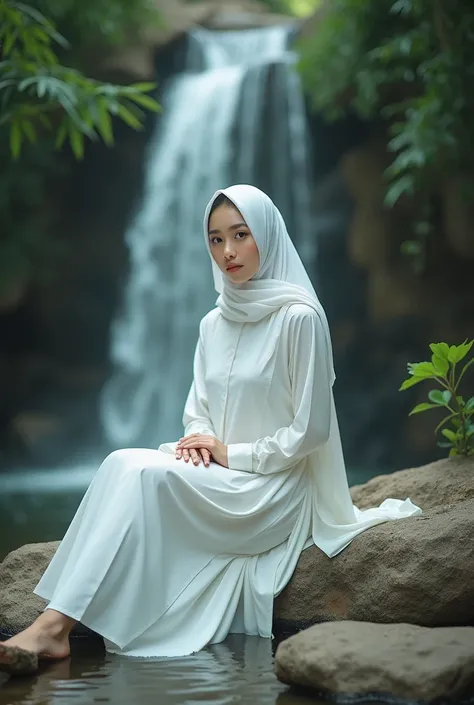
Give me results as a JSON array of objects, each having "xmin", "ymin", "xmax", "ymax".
[{"xmin": 208, "ymin": 203, "xmax": 260, "ymax": 284}]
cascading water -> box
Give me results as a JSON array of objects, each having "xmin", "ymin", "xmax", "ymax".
[{"xmin": 100, "ymin": 23, "xmax": 316, "ymax": 447}]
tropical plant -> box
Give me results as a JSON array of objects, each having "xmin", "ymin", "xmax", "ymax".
[
  {"xmin": 0, "ymin": 1, "xmax": 160, "ymax": 159},
  {"xmin": 298, "ymin": 0, "xmax": 474, "ymax": 252},
  {"xmin": 400, "ymin": 340, "xmax": 474, "ymax": 457},
  {"xmin": 0, "ymin": 0, "xmax": 161, "ymax": 299}
]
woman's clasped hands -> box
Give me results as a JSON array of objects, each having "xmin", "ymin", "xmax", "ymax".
[{"xmin": 176, "ymin": 434, "xmax": 228, "ymax": 468}]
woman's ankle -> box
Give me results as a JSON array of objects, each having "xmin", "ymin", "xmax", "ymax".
[{"xmin": 37, "ymin": 609, "xmax": 77, "ymax": 638}]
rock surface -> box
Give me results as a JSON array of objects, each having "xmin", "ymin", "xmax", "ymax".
[
  {"xmin": 275, "ymin": 621, "xmax": 474, "ymax": 701},
  {"xmin": 350, "ymin": 456, "xmax": 474, "ymax": 511},
  {"xmin": 274, "ymin": 458, "xmax": 474, "ymax": 631},
  {"xmin": 0, "ymin": 542, "xmax": 96, "ymax": 639},
  {"xmin": 100, "ymin": 0, "xmax": 292, "ymax": 81}
]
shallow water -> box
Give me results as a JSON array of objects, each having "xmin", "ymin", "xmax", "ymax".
[{"xmin": 0, "ymin": 635, "xmax": 321, "ymax": 705}]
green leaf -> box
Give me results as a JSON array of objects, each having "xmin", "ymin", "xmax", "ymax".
[
  {"xmin": 9, "ymin": 121, "xmax": 22, "ymax": 158},
  {"xmin": 428, "ymin": 389, "xmax": 452, "ymax": 406},
  {"xmin": 431, "ymin": 353, "xmax": 449, "ymax": 377},
  {"xmin": 408, "ymin": 361, "xmax": 437, "ymax": 378},
  {"xmin": 442, "ymin": 428, "xmax": 457, "ymax": 442},
  {"xmin": 465, "ymin": 397, "xmax": 474, "ymax": 413},
  {"xmin": 448, "ymin": 340, "xmax": 474, "ymax": 363},
  {"xmin": 117, "ymin": 103, "xmax": 142, "ymax": 130},
  {"xmin": 69, "ymin": 125, "xmax": 84, "ymax": 159},
  {"xmin": 55, "ymin": 121, "xmax": 68, "ymax": 149},
  {"xmin": 466, "ymin": 424, "xmax": 474, "ymax": 438},
  {"xmin": 429, "ymin": 342, "xmax": 450, "ymax": 359},
  {"xmin": 434, "ymin": 412, "xmax": 457, "ymax": 435},
  {"xmin": 384, "ymin": 174, "xmax": 415, "ymax": 207},
  {"xmin": 97, "ymin": 102, "xmax": 114, "ymax": 145},
  {"xmin": 399, "ymin": 375, "xmax": 426, "ymax": 391},
  {"xmin": 10, "ymin": 1, "xmax": 69, "ymax": 48},
  {"xmin": 409, "ymin": 402, "xmax": 438, "ymax": 416},
  {"xmin": 449, "ymin": 447, "xmax": 459, "ymax": 457},
  {"xmin": 128, "ymin": 92, "xmax": 161, "ymax": 112},
  {"xmin": 457, "ymin": 358, "xmax": 474, "ymax": 387},
  {"xmin": 129, "ymin": 82, "xmax": 157, "ymax": 92},
  {"xmin": 20, "ymin": 119, "xmax": 36, "ymax": 143},
  {"xmin": 3, "ymin": 29, "xmax": 17, "ymax": 56}
]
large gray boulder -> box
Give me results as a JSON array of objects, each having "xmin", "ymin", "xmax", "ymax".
[
  {"xmin": 275, "ymin": 621, "xmax": 474, "ymax": 701},
  {"xmin": 350, "ymin": 456, "xmax": 474, "ymax": 511},
  {"xmin": 274, "ymin": 458, "xmax": 474, "ymax": 631}
]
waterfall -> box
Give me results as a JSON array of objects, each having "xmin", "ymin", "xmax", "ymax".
[{"xmin": 100, "ymin": 24, "xmax": 316, "ymax": 447}]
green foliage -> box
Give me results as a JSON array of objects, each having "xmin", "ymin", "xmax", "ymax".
[
  {"xmin": 258, "ymin": 0, "xmax": 320, "ymax": 15},
  {"xmin": 298, "ymin": 0, "xmax": 474, "ymax": 208},
  {"xmin": 0, "ymin": 0, "xmax": 161, "ymax": 159},
  {"xmin": 185, "ymin": 0, "xmax": 320, "ymax": 18},
  {"xmin": 0, "ymin": 0, "xmax": 161, "ymax": 299},
  {"xmin": 32, "ymin": 0, "xmax": 160, "ymax": 46},
  {"xmin": 400, "ymin": 340, "xmax": 474, "ymax": 457}
]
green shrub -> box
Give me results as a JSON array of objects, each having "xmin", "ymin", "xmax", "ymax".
[
  {"xmin": 0, "ymin": 1, "xmax": 160, "ymax": 159},
  {"xmin": 0, "ymin": 0, "xmax": 161, "ymax": 298},
  {"xmin": 400, "ymin": 341, "xmax": 474, "ymax": 457}
]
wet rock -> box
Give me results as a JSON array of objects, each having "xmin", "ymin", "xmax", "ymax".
[
  {"xmin": 275, "ymin": 621, "xmax": 474, "ymax": 701},
  {"xmin": 0, "ymin": 542, "xmax": 97, "ymax": 640}
]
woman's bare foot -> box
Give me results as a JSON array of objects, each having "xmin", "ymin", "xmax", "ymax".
[{"xmin": 4, "ymin": 609, "xmax": 76, "ymax": 661}]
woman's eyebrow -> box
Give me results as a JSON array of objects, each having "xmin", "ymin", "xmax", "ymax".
[{"xmin": 208, "ymin": 222, "xmax": 248, "ymax": 236}]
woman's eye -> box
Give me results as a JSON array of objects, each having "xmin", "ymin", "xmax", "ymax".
[
  {"xmin": 210, "ymin": 237, "xmax": 221, "ymax": 245},
  {"xmin": 235, "ymin": 231, "xmax": 247, "ymax": 240}
]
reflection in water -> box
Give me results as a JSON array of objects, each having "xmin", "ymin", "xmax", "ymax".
[{"xmin": 0, "ymin": 635, "xmax": 318, "ymax": 705}]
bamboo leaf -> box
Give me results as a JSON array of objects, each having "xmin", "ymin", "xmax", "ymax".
[
  {"xmin": 129, "ymin": 82, "xmax": 157, "ymax": 92},
  {"xmin": 68, "ymin": 124, "xmax": 84, "ymax": 159},
  {"xmin": 4, "ymin": 30, "xmax": 18, "ymax": 56},
  {"xmin": 97, "ymin": 101, "xmax": 114, "ymax": 145},
  {"xmin": 128, "ymin": 92, "xmax": 161, "ymax": 112},
  {"xmin": 20, "ymin": 118, "xmax": 36, "ymax": 143},
  {"xmin": 9, "ymin": 120, "xmax": 22, "ymax": 158},
  {"xmin": 117, "ymin": 103, "xmax": 142, "ymax": 130},
  {"xmin": 54, "ymin": 120, "xmax": 68, "ymax": 149},
  {"xmin": 384, "ymin": 174, "xmax": 415, "ymax": 207}
]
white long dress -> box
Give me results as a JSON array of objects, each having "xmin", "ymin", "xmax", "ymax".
[{"xmin": 34, "ymin": 304, "xmax": 421, "ymax": 657}]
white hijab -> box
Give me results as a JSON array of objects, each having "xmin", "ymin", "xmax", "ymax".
[
  {"xmin": 203, "ymin": 185, "xmax": 421, "ymax": 556},
  {"xmin": 203, "ymin": 184, "xmax": 336, "ymax": 385}
]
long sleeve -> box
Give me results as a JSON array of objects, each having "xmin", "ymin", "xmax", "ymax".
[
  {"xmin": 226, "ymin": 308, "xmax": 332, "ymax": 474},
  {"xmin": 182, "ymin": 321, "xmax": 216, "ymax": 437}
]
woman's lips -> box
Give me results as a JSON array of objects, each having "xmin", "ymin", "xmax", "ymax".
[{"xmin": 226, "ymin": 265, "xmax": 243, "ymax": 272}]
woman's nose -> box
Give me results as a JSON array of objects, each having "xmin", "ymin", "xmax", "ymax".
[{"xmin": 224, "ymin": 243, "xmax": 236, "ymax": 258}]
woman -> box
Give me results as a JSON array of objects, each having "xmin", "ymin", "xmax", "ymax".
[{"xmin": 0, "ymin": 185, "xmax": 421, "ymax": 673}]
